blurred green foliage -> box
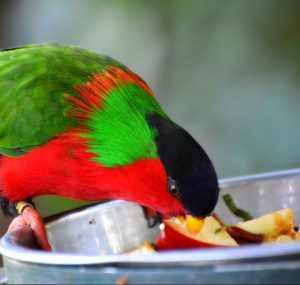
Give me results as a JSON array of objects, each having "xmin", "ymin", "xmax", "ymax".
[{"xmin": 34, "ymin": 196, "xmax": 93, "ymax": 217}]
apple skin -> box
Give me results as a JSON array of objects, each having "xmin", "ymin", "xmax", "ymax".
[{"xmin": 155, "ymin": 217, "xmax": 238, "ymax": 251}]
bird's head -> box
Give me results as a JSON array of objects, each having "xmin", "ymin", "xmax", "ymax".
[
  {"xmin": 146, "ymin": 113, "xmax": 220, "ymax": 218},
  {"xmin": 71, "ymin": 65, "xmax": 219, "ymax": 219}
]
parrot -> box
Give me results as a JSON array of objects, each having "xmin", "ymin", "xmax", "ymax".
[{"xmin": 0, "ymin": 43, "xmax": 220, "ymax": 250}]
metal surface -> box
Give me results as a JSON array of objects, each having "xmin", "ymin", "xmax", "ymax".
[
  {"xmin": 0, "ymin": 267, "xmax": 7, "ymax": 284},
  {"xmin": 1, "ymin": 169, "xmax": 300, "ymax": 284},
  {"xmin": 46, "ymin": 201, "xmax": 160, "ymax": 255},
  {"xmin": 3, "ymin": 258, "xmax": 300, "ymax": 284}
]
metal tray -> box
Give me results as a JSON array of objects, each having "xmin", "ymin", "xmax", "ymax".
[{"xmin": 1, "ymin": 169, "xmax": 300, "ymax": 284}]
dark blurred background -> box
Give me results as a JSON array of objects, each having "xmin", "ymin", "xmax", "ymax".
[{"xmin": 0, "ymin": 0, "xmax": 300, "ymax": 231}]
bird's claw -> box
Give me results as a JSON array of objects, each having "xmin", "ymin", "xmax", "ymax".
[
  {"xmin": 142, "ymin": 206, "xmax": 163, "ymax": 228},
  {"xmin": 7, "ymin": 204, "xmax": 51, "ymax": 251}
]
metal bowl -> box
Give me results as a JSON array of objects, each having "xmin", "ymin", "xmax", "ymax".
[{"xmin": 1, "ymin": 169, "xmax": 300, "ymax": 284}]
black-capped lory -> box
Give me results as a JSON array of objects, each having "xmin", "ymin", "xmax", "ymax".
[{"xmin": 0, "ymin": 44, "xmax": 220, "ymax": 250}]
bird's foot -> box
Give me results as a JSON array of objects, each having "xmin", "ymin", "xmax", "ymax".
[
  {"xmin": 7, "ymin": 202, "xmax": 51, "ymax": 251},
  {"xmin": 142, "ymin": 206, "xmax": 163, "ymax": 228}
]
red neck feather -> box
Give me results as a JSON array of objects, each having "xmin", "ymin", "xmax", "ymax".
[{"xmin": 0, "ymin": 131, "xmax": 185, "ymax": 216}]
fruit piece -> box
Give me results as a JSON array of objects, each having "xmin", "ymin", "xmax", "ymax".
[
  {"xmin": 227, "ymin": 226, "xmax": 264, "ymax": 245},
  {"xmin": 275, "ymin": 235, "xmax": 294, "ymax": 243},
  {"xmin": 155, "ymin": 216, "xmax": 238, "ymax": 250},
  {"xmin": 222, "ymin": 194, "xmax": 253, "ymax": 221},
  {"xmin": 234, "ymin": 209, "xmax": 298, "ymax": 243},
  {"xmin": 186, "ymin": 215, "xmax": 204, "ymax": 233},
  {"xmin": 176, "ymin": 214, "xmax": 186, "ymax": 223},
  {"xmin": 126, "ymin": 241, "xmax": 155, "ymax": 255}
]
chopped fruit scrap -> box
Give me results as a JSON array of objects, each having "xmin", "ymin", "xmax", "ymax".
[
  {"xmin": 126, "ymin": 241, "xmax": 155, "ymax": 255},
  {"xmin": 233, "ymin": 208, "xmax": 300, "ymax": 243},
  {"xmin": 222, "ymin": 194, "xmax": 253, "ymax": 221},
  {"xmin": 226, "ymin": 226, "xmax": 264, "ymax": 245},
  {"xmin": 155, "ymin": 215, "xmax": 238, "ymax": 250},
  {"xmin": 153, "ymin": 208, "xmax": 299, "ymax": 250},
  {"xmin": 123, "ymin": 207, "xmax": 299, "ymax": 254}
]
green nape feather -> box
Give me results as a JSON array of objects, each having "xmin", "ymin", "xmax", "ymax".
[
  {"xmin": 84, "ymin": 83, "xmax": 166, "ymax": 167},
  {"xmin": 0, "ymin": 43, "xmax": 125, "ymax": 153}
]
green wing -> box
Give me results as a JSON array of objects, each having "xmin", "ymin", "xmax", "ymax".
[{"xmin": 0, "ymin": 43, "xmax": 124, "ymax": 156}]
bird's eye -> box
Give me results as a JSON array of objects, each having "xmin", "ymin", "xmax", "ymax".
[
  {"xmin": 168, "ymin": 177, "xmax": 180, "ymax": 198},
  {"xmin": 170, "ymin": 185, "xmax": 179, "ymax": 196}
]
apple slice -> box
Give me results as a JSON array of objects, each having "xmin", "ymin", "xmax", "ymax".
[
  {"xmin": 126, "ymin": 241, "xmax": 155, "ymax": 255},
  {"xmin": 233, "ymin": 208, "xmax": 299, "ymax": 243},
  {"xmin": 155, "ymin": 215, "xmax": 238, "ymax": 250}
]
